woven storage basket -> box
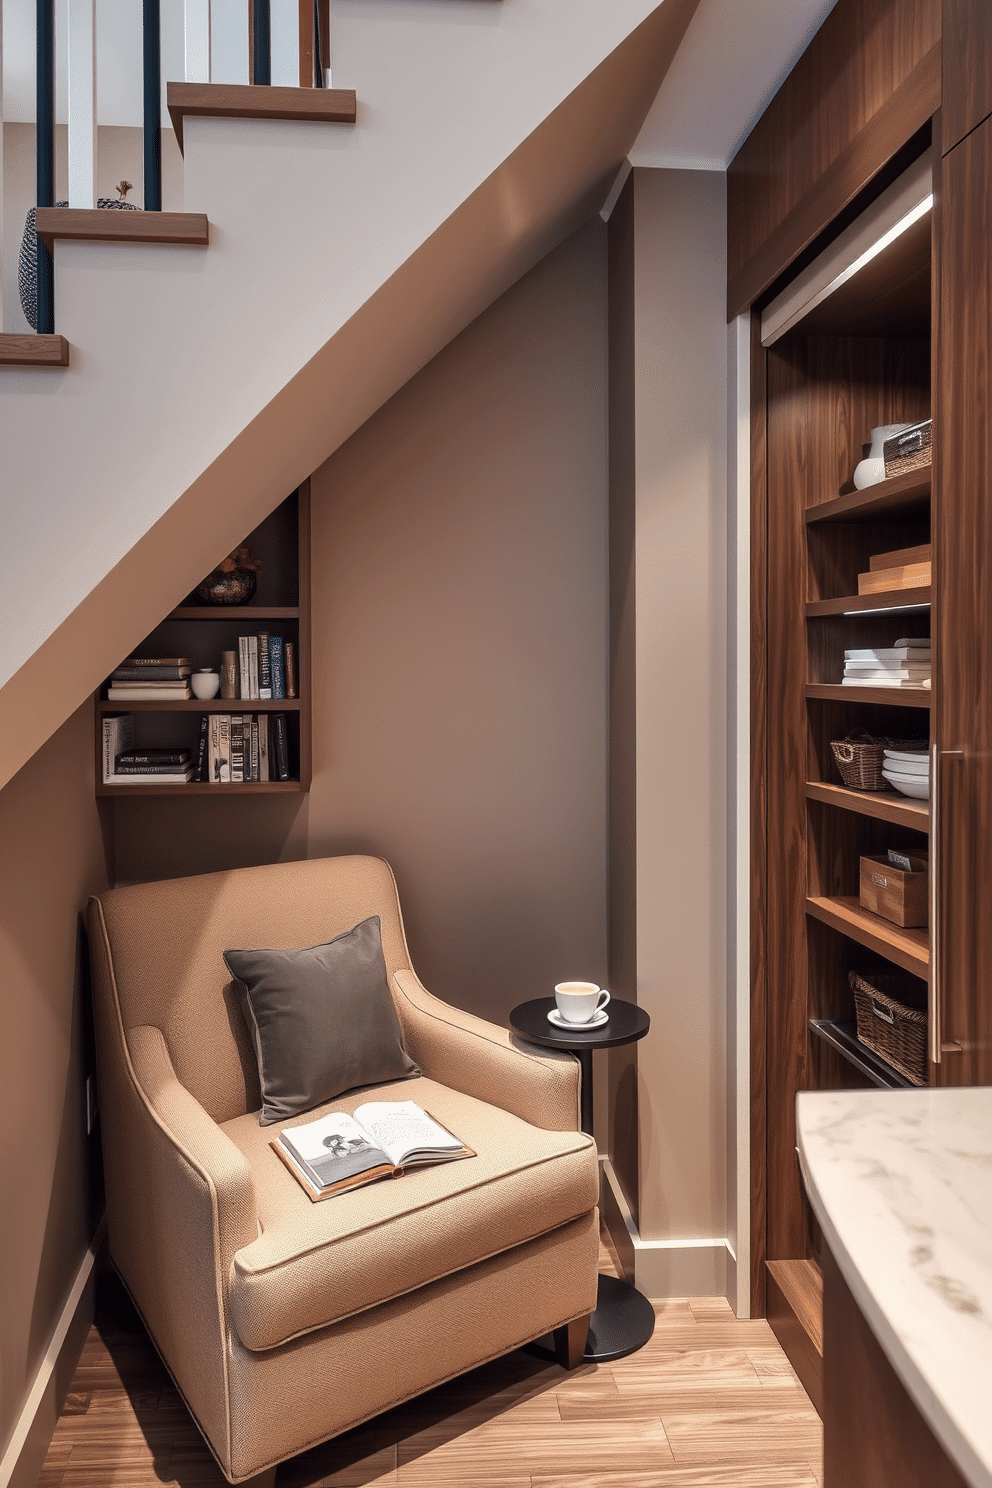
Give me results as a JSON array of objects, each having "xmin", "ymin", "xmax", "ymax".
[
  {"xmin": 883, "ymin": 419, "xmax": 932, "ymax": 478},
  {"xmin": 830, "ymin": 735, "xmax": 929, "ymax": 792},
  {"xmin": 849, "ymin": 969, "xmax": 928, "ymax": 1085}
]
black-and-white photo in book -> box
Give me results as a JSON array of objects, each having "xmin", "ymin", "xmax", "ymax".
[{"xmin": 272, "ymin": 1100, "xmax": 474, "ymax": 1201}]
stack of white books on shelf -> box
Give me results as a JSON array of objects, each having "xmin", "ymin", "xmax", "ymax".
[
  {"xmin": 841, "ymin": 638, "xmax": 931, "ymax": 690},
  {"xmin": 106, "ymin": 657, "xmax": 192, "ymax": 701},
  {"xmin": 883, "ymin": 748, "xmax": 930, "ymax": 800}
]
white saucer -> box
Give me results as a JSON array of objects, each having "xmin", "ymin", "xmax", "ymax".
[{"xmin": 548, "ymin": 1007, "xmax": 609, "ymax": 1030}]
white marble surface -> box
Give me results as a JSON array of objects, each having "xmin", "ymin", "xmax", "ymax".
[{"xmin": 796, "ymin": 1088, "xmax": 992, "ymax": 1488}]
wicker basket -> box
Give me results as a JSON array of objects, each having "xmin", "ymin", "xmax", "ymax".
[
  {"xmin": 883, "ymin": 419, "xmax": 932, "ymax": 478},
  {"xmin": 849, "ymin": 969, "xmax": 928, "ymax": 1085},
  {"xmin": 830, "ymin": 734, "xmax": 929, "ymax": 792}
]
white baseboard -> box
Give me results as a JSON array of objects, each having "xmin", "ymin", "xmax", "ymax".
[
  {"xmin": 601, "ymin": 1158, "xmax": 731, "ymax": 1302},
  {"xmin": 0, "ymin": 1219, "xmax": 105, "ymax": 1488}
]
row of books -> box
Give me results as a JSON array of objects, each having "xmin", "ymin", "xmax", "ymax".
[
  {"xmin": 842, "ymin": 638, "xmax": 931, "ymax": 690},
  {"xmin": 102, "ymin": 714, "xmax": 291, "ymax": 785},
  {"xmin": 236, "ymin": 635, "xmax": 296, "ymax": 700},
  {"xmin": 106, "ymin": 656, "xmax": 192, "ymax": 702}
]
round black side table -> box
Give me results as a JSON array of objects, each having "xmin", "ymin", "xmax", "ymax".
[{"xmin": 508, "ymin": 996, "xmax": 654, "ymax": 1363}]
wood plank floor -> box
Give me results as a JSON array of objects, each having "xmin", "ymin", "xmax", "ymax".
[{"xmin": 37, "ymin": 1241, "xmax": 823, "ymax": 1488}]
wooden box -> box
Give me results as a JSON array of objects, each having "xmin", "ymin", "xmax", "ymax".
[{"xmin": 859, "ymin": 853, "xmax": 929, "ymax": 928}]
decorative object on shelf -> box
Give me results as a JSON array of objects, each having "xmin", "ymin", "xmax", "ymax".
[
  {"xmin": 860, "ymin": 851, "xmax": 928, "ymax": 928},
  {"xmin": 829, "ymin": 733, "xmax": 929, "ymax": 791},
  {"xmin": 852, "ymin": 424, "xmax": 913, "ymax": 489},
  {"xmin": 195, "ymin": 543, "xmax": 263, "ymax": 606},
  {"xmin": 18, "ymin": 181, "xmax": 138, "ymax": 331},
  {"xmin": 849, "ymin": 969, "xmax": 927, "ymax": 1086},
  {"xmin": 191, "ymin": 669, "xmax": 221, "ymax": 700},
  {"xmin": 883, "ymin": 418, "xmax": 932, "ymax": 478},
  {"xmin": 221, "ymin": 651, "xmax": 238, "ymax": 698}
]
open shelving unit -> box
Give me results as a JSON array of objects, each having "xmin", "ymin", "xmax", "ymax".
[{"xmin": 96, "ymin": 482, "xmax": 311, "ymax": 796}]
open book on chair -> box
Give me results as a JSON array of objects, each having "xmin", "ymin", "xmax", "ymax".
[{"xmin": 272, "ymin": 1100, "xmax": 475, "ymax": 1201}]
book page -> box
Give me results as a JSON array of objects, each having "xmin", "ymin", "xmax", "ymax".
[
  {"xmin": 280, "ymin": 1112, "xmax": 390, "ymax": 1189},
  {"xmin": 353, "ymin": 1101, "xmax": 465, "ymax": 1168}
]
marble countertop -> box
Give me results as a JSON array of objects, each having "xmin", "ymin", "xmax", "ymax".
[{"xmin": 796, "ymin": 1088, "xmax": 992, "ymax": 1488}]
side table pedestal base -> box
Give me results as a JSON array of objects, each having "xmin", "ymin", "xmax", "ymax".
[{"xmin": 528, "ymin": 1274, "xmax": 656, "ymax": 1364}]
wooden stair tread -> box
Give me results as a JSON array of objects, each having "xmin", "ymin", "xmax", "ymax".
[
  {"xmin": 0, "ymin": 333, "xmax": 69, "ymax": 367},
  {"xmin": 167, "ymin": 82, "xmax": 357, "ymax": 153},
  {"xmin": 35, "ymin": 208, "xmax": 208, "ymax": 249}
]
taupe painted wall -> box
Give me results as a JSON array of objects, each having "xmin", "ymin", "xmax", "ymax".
[
  {"xmin": 0, "ymin": 702, "xmax": 110, "ymax": 1461},
  {"xmin": 115, "ymin": 219, "xmax": 610, "ymax": 1039}
]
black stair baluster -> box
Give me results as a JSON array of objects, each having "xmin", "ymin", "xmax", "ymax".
[
  {"xmin": 143, "ymin": 0, "xmax": 162, "ymax": 210},
  {"xmin": 36, "ymin": 0, "xmax": 55, "ymax": 334},
  {"xmin": 253, "ymin": 0, "xmax": 271, "ymax": 85}
]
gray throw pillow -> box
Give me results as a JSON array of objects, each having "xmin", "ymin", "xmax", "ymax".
[{"xmin": 224, "ymin": 915, "xmax": 419, "ymax": 1125}]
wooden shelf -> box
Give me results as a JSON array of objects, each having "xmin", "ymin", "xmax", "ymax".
[
  {"xmin": 804, "ymin": 470, "xmax": 931, "ymax": 525},
  {"xmin": 168, "ymin": 606, "xmax": 300, "ymax": 620},
  {"xmin": 0, "ymin": 333, "xmax": 70, "ymax": 367},
  {"xmin": 808, "ymin": 1018, "xmax": 916, "ymax": 1089},
  {"xmin": 805, "ymin": 781, "xmax": 929, "ymax": 831},
  {"xmin": 35, "ymin": 208, "xmax": 208, "ymax": 249},
  {"xmin": 805, "ymin": 683, "xmax": 930, "ymax": 708},
  {"xmin": 805, "ymin": 586, "xmax": 931, "ymax": 616},
  {"xmin": 97, "ymin": 780, "xmax": 302, "ymax": 798},
  {"xmin": 806, "ymin": 895, "xmax": 929, "ymax": 976},
  {"xmin": 167, "ymin": 82, "xmax": 357, "ymax": 153},
  {"xmin": 99, "ymin": 699, "xmax": 300, "ymax": 713}
]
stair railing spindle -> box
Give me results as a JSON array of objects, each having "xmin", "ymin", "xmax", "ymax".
[
  {"xmin": 35, "ymin": 0, "xmax": 55, "ymax": 334},
  {"xmin": 252, "ymin": 0, "xmax": 271, "ymax": 85},
  {"xmin": 143, "ymin": 0, "xmax": 162, "ymax": 210}
]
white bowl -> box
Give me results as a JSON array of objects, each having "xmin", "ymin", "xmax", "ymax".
[
  {"xmin": 882, "ymin": 756, "xmax": 929, "ymax": 776},
  {"xmin": 882, "ymin": 770, "xmax": 930, "ymax": 799}
]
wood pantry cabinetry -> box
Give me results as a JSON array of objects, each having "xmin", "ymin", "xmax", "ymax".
[
  {"xmin": 733, "ymin": 0, "xmax": 992, "ymax": 1422},
  {"xmin": 95, "ymin": 481, "xmax": 311, "ymax": 796}
]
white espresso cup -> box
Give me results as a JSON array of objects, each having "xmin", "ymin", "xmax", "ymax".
[{"xmin": 554, "ymin": 981, "xmax": 610, "ymax": 1024}]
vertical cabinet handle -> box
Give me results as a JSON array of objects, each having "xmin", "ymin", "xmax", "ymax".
[{"xmin": 930, "ymin": 745, "xmax": 964, "ymax": 1065}]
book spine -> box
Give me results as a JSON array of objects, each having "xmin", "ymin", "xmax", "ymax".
[
  {"xmin": 258, "ymin": 634, "xmax": 272, "ymax": 698},
  {"xmin": 117, "ymin": 751, "xmax": 190, "ymax": 765},
  {"xmin": 273, "ymin": 713, "xmax": 290, "ymax": 781},
  {"xmin": 230, "ymin": 716, "xmax": 244, "ymax": 783},
  {"xmin": 111, "ymin": 667, "xmax": 191, "ymax": 681},
  {"xmin": 195, "ymin": 714, "xmax": 210, "ymax": 782},
  {"xmin": 238, "ymin": 636, "xmax": 250, "ymax": 700},
  {"xmin": 217, "ymin": 715, "xmax": 231, "ymax": 783},
  {"xmin": 269, "ymin": 637, "xmax": 285, "ymax": 699},
  {"xmin": 209, "ymin": 715, "xmax": 220, "ymax": 783},
  {"xmin": 258, "ymin": 713, "xmax": 270, "ymax": 782},
  {"xmin": 284, "ymin": 642, "xmax": 297, "ymax": 699},
  {"xmin": 249, "ymin": 636, "xmax": 259, "ymax": 700},
  {"xmin": 120, "ymin": 657, "xmax": 190, "ymax": 667},
  {"xmin": 250, "ymin": 714, "xmax": 259, "ymax": 782},
  {"xmin": 106, "ymin": 688, "xmax": 191, "ymax": 701},
  {"xmin": 103, "ymin": 714, "xmax": 135, "ymax": 784},
  {"xmin": 113, "ymin": 763, "xmax": 193, "ymax": 776}
]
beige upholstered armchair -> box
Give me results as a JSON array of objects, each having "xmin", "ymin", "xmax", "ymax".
[{"xmin": 87, "ymin": 856, "xmax": 599, "ymax": 1486}]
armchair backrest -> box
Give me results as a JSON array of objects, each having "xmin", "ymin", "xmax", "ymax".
[{"xmin": 88, "ymin": 855, "xmax": 414, "ymax": 1122}]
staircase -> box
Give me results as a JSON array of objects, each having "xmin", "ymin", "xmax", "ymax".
[{"xmin": 0, "ymin": 0, "xmax": 699, "ymax": 790}]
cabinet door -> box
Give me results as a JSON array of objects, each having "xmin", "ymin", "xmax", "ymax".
[
  {"xmin": 934, "ymin": 115, "xmax": 992, "ymax": 1085},
  {"xmin": 942, "ymin": 0, "xmax": 992, "ymax": 155}
]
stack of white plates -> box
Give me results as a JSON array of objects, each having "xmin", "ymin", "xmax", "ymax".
[{"xmin": 883, "ymin": 749, "xmax": 930, "ymax": 799}]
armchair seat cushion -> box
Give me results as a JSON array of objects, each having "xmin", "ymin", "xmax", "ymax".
[{"xmin": 223, "ymin": 1076, "xmax": 597, "ymax": 1352}]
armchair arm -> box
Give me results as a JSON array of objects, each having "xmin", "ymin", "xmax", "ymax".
[{"xmin": 391, "ymin": 969, "xmax": 581, "ymax": 1131}]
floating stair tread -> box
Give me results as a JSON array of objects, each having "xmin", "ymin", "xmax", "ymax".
[
  {"xmin": 806, "ymin": 683, "xmax": 931, "ymax": 709},
  {"xmin": 805, "ymin": 470, "xmax": 931, "ymax": 525},
  {"xmin": 0, "ymin": 333, "xmax": 69, "ymax": 367},
  {"xmin": 806, "ymin": 586, "xmax": 931, "ymax": 616},
  {"xmin": 805, "ymin": 781, "xmax": 929, "ymax": 831},
  {"xmin": 35, "ymin": 208, "xmax": 208, "ymax": 249},
  {"xmin": 168, "ymin": 82, "xmax": 357, "ymax": 153},
  {"xmin": 806, "ymin": 894, "xmax": 929, "ymax": 974},
  {"xmin": 809, "ymin": 1017, "xmax": 916, "ymax": 1089}
]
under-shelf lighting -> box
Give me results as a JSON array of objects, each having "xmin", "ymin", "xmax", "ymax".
[
  {"xmin": 842, "ymin": 601, "xmax": 931, "ymax": 615},
  {"xmin": 761, "ymin": 151, "xmax": 933, "ymax": 346}
]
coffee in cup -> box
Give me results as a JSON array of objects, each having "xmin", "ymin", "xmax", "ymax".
[{"xmin": 554, "ymin": 982, "xmax": 610, "ymax": 1024}]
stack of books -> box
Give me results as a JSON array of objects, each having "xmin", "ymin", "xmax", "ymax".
[
  {"xmin": 857, "ymin": 543, "xmax": 931, "ymax": 596},
  {"xmin": 236, "ymin": 635, "xmax": 296, "ymax": 701},
  {"xmin": 114, "ymin": 748, "xmax": 194, "ymax": 783},
  {"xmin": 842, "ymin": 638, "xmax": 931, "ymax": 690},
  {"xmin": 107, "ymin": 657, "xmax": 192, "ymax": 701},
  {"xmin": 196, "ymin": 712, "xmax": 291, "ymax": 783}
]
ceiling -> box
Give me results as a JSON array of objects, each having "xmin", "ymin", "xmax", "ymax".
[{"xmin": 630, "ymin": 0, "xmax": 838, "ymax": 170}]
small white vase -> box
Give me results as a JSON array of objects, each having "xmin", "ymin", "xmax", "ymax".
[
  {"xmin": 191, "ymin": 670, "xmax": 221, "ymax": 700},
  {"xmin": 853, "ymin": 424, "xmax": 912, "ymax": 489}
]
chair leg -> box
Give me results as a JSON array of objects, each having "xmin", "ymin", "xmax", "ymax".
[
  {"xmin": 553, "ymin": 1312, "xmax": 590, "ymax": 1369},
  {"xmin": 238, "ymin": 1469, "xmax": 277, "ymax": 1488}
]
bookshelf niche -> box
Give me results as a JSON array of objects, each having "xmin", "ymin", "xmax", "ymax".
[{"xmin": 96, "ymin": 482, "xmax": 311, "ymax": 796}]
